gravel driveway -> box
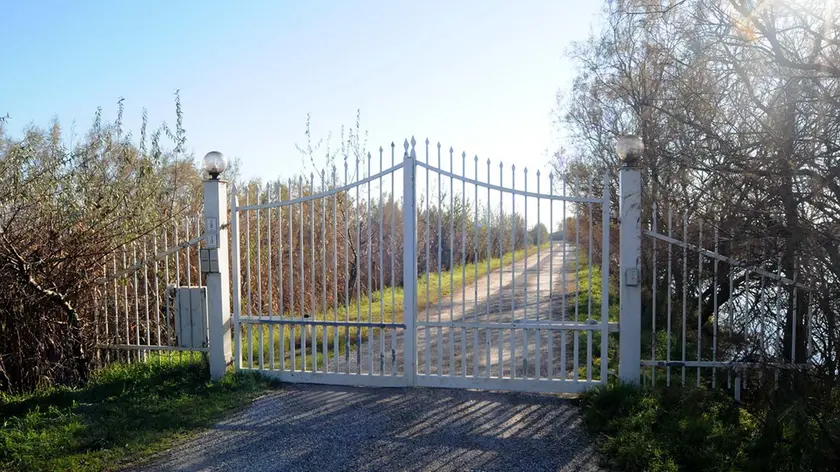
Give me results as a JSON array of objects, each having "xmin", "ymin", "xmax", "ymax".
[{"xmin": 127, "ymin": 383, "xmax": 603, "ymax": 472}]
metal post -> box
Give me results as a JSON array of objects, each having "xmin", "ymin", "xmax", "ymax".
[
  {"xmin": 619, "ymin": 148, "xmax": 643, "ymax": 385},
  {"xmin": 204, "ymin": 178, "xmax": 233, "ymax": 380},
  {"xmin": 402, "ymin": 138, "xmax": 417, "ymax": 385}
]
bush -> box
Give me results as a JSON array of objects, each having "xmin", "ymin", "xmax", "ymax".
[{"xmin": 580, "ymin": 381, "xmax": 840, "ymax": 472}]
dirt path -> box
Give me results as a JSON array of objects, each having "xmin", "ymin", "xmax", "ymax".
[{"xmin": 332, "ymin": 241, "xmax": 595, "ymax": 380}]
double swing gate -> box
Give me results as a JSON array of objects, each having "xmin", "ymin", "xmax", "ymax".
[{"xmin": 230, "ymin": 138, "xmax": 613, "ymax": 393}]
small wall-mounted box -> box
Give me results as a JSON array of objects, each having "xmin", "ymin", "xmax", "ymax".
[{"xmin": 172, "ymin": 286, "xmax": 208, "ymax": 349}]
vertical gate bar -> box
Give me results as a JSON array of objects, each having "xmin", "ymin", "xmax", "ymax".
[
  {"xmin": 355, "ymin": 160, "xmax": 361, "ymax": 373},
  {"xmin": 257, "ymin": 187, "xmax": 264, "ymax": 370},
  {"xmin": 299, "ymin": 180, "xmax": 306, "ymax": 370},
  {"xmin": 133, "ymin": 243, "xmax": 141, "ymax": 360},
  {"xmin": 759, "ymin": 268, "xmax": 767, "ymax": 363},
  {"xmin": 267, "ymin": 184, "xmax": 274, "ymax": 370},
  {"xmin": 461, "ymin": 152, "xmax": 467, "ymax": 379},
  {"xmin": 245, "ymin": 191, "xmax": 253, "ymax": 368},
  {"xmin": 758, "ymin": 270, "xmax": 766, "ymax": 384},
  {"xmin": 449, "ymin": 147, "xmax": 455, "ymax": 376},
  {"xmin": 163, "ymin": 231, "xmax": 172, "ymax": 360},
  {"xmin": 536, "ymin": 172, "xmax": 541, "ymax": 323},
  {"xmin": 111, "ymin": 256, "xmax": 117, "ymax": 359},
  {"xmin": 122, "ymin": 246, "xmax": 131, "ymax": 363},
  {"xmin": 486, "ymin": 159, "xmax": 492, "ymax": 379},
  {"xmin": 774, "ymin": 257, "xmax": 783, "ymax": 386},
  {"xmin": 524, "ymin": 168, "xmax": 530, "ymax": 378},
  {"xmin": 173, "ymin": 219, "xmax": 179, "ymax": 362},
  {"xmin": 379, "ymin": 152, "xmax": 385, "ymax": 376},
  {"xmin": 424, "ymin": 141, "xmax": 431, "ymax": 375},
  {"xmin": 153, "ymin": 232, "xmax": 162, "ymax": 351},
  {"xmin": 498, "ymin": 162, "xmax": 504, "ymax": 378},
  {"xmin": 474, "ymin": 155, "xmax": 480, "ymax": 377},
  {"xmin": 587, "ymin": 177, "xmax": 593, "ymax": 382},
  {"xmin": 367, "ymin": 156, "xmax": 373, "ymax": 376},
  {"xmin": 344, "ymin": 161, "xmax": 350, "ymax": 373},
  {"xmin": 389, "ymin": 148, "xmax": 395, "ymax": 376},
  {"xmin": 323, "ymin": 170, "xmax": 329, "ymax": 373},
  {"xmin": 511, "ymin": 164, "xmax": 516, "ymax": 379},
  {"xmin": 548, "ymin": 173, "xmax": 555, "ymax": 381},
  {"xmin": 185, "ymin": 220, "xmax": 191, "ymax": 287},
  {"xmin": 806, "ymin": 292, "xmax": 813, "ymax": 362},
  {"xmin": 403, "ymin": 138, "xmax": 418, "ymax": 384},
  {"xmin": 728, "ymin": 240, "xmax": 735, "ymax": 389},
  {"xmin": 288, "ymin": 180, "xmax": 296, "ymax": 372},
  {"xmin": 142, "ymin": 238, "xmax": 151, "ymax": 357},
  {"xmin": 195, "ymin": 215, "xmax": 203, "ymax": 285},
  {"xmin": 300, "ymin": 176, "xmax": 307, "ymax": 372},
  {"xmin": 101, "ymin": 264, "xmax": 108, "ymax": 363},
  {"xmin": 278, "ymin": 183, "xmax": 285, "ymax": 371},
  {"xmin": 175, "ymin": 220, "xmax": 181, "ymax": 287},
  {"xmin": 573, "ymin": 178, "xmax": 580, "ymax": 381},
  {"xmin": 600, "ymin": 173, "xmax": 610, "ymax": 383},
  {"xmin": 712, "ymin": 225, "xmax": 719, "ymax": 388},
  {"xmin": 231, "ymin": 190, "xmax": 242, "ymax": 370},
  {"xmin": 311, "ymin": 173, "xmax": 317, "ymax": 373},
  {"xmin": 697, "ymin": 220, "xmax": 702, "ymax": 386},
  {"xmin": 536, "ymin": 172, "xmax": 542, "ymax": 379},
  {"xmin": 651, "ymin": 202, "xmax": 658, "ymax": 386},
  {"xmin": 437, "ymin": 145, "xmax": 443, "ymax": 376},
  {"xmin": 333, "ymin": 167, "xmax": 339, "ymax": 371},
  {"xmin": 561, "ymin": 178, "xmax": 568, "ymax": 380},
  {"xmin": 666, "ymin": 206, "xmax": 672, "ymax": 386},
  {"xmin": 682, "ymin": 213, "xmax": 687, "ymax": 385},
  {"xmin": 792, "ymin": 273, "xmax": 798, "ymax": 363}
]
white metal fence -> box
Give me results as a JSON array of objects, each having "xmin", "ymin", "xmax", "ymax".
[
  {"xmin": 93, "ymin": 215, "xmax": 209, "ymax": 364},
  {"xmin": 643, "ymin": 204, "xmax": 813, "ymax": 399},
  {"xmin": 93, "ymin": 137, "xmax": 816, "ymax": 399}
]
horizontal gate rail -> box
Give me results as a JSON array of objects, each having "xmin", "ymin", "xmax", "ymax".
[
  {"xmin": 239, "ymin": 316, "xmax": 406, "ymax": 329},
  {"xmin": 415, "ymin": 160, "xmax": 603, "ymax": 203},
  {"xmin": 646, "ymin": 230, "xmax": 811, "ymax": 290},
  {"xmin": 236, "ymin": 162, "xmax": 405, "ymax": 211},
  {"xmin": 416, "ymin": 321, "xmax": 619, "ymax": 332}
]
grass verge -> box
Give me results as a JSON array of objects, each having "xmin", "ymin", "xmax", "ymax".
[{"xmin": 0, "ymin": 354, "xmax": 274, "ymax": 472}]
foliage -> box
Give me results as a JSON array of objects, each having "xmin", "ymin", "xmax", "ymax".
[
  {"xmin": 0, "ymin": 355, "xmax": 273, "ymax": 472},
  {"xmin": 0, "ymin": 96, "xmax": 202, "ymax": 393},
  {"xmin": 581, "ymin": 380, "xmax": 840, "ymax": 472}
]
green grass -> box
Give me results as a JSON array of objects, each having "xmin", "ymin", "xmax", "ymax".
[
  {"xmin": 0, "ymin": 354, "xmax": 275, "ymax": 472},
  {"xmin": 565, "ymin": 252, "xmax": 619, "ymax": 380},
  {"xmin": 241, "ymin": 243, "xmax": 550, "ymax": 369}
]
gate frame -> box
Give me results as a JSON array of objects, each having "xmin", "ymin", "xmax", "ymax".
[{"xmin": 206, "ymin": 143, "xmax": 639, "ymax": 390}]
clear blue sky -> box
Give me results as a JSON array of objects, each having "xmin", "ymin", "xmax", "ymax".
[{"xmin": 3, "ymin": 0, "xmax": 604, "ymax": 223}]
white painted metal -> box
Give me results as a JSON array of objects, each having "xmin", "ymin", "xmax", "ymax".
[
  {"xmin": 403, "ymin": 138, "xmax": 418, "ymax": 384},
  {"xmin": 225, "ymin": 137, "xmax": 616, "ymax": 394},
  {"xmin": 231, "ymin": 189, "xmax": 242, "ymax": 370},
  {"xmin": 618, "ymin": 162, "xmax": 642, "ymax": 385},
  {"xmin": 203, "ymin": 177, "xmax": 233, "ymax": 380}
]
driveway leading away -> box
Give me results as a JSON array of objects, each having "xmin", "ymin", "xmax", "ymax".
[{"xmin": 128, "ymin": 383, "xmax": 603, "ymax": 472}]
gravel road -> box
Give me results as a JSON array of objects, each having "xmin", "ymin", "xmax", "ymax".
[{"xmin": 127, "ymin": 383, "xmax": 603, "ymax": 472}]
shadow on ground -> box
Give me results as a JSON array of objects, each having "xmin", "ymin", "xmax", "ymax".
[{"xmin": 127, "ymin": 383, "xmax": 603, "ymax": 472}]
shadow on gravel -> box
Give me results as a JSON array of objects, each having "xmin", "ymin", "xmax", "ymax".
[{"xmin": 128, "ymin": 383, "xmax": 603, "ymax": 472}]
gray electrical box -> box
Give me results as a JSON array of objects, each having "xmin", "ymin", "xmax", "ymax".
[{"xmin": 173, "ymin": 287, "xmax": 209, "ymax": 349}]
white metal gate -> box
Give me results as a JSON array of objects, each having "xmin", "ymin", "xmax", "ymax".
[{"xmin": 230, "ymin": 138, "xmax": 614, "ymax": 393}]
